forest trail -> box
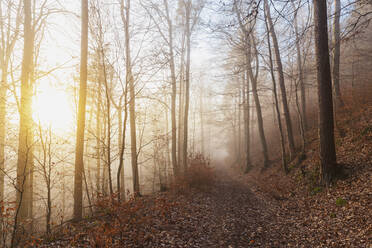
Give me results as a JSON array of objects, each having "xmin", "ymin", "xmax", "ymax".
[
  {"xmin": 169, "ymin": 168, "xmax": 280, "ymax": 247},
  {"xmin": 40, "ymin": 162, "xmax": 371, "ymax": 247},
  {"xmin": 43, "ymin": 168, "xmax": 285, "ymax": 248}
]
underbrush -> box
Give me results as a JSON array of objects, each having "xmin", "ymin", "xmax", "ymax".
[
  {"xmin": 171, "ymin": 154, "xmax": 215, "ymax": 194},
  {"xmin": 25, "ymin": 154, "xmax": 215, "ymax": 247},
  {"xmin": 246, "ymin": 90, "xmax": 372, "ymax": 200}
]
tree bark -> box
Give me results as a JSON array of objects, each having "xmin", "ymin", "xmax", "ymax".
[
  {"xmin": 73, "ymin": 0, "xmax": 89, "ymax": 221},
  {"xmin": 313, "ymin": 0, "xmax": 338, "ymax": 186}
]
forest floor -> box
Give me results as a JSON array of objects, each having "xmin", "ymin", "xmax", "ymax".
[{"xmin": 35, "ymin": 100, "xmax": 371, "ymax": 247}]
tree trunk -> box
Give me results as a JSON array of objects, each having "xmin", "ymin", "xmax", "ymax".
[
  {"xmin": 233, "ymin": 2, "xmax": 268, "ymax": 167},
  {"xmin": 164, "ymin": 0, "xmax": 178, "ymax": 178},
  {"xmin": 101, "ymin": 50, "xmax": 113, "ymax": 197},
  {"xmin": 178, "ymin": 32, "xmax": 186, "ymax": 174},
  {"xmin": 121, "ymin": 0, "xmax": 140, "ymax": 195},
  {"xmin": 292, "ymin": 0, "xmax": 308, "ymax": 131},
  {"xmin": 200, "ymin": 86, "xmax": 205, "ymax": 155},
  {"xmin": 264, "ymin": 10, "xmax": 288, "ymax": 173},
  {"xmin": 0, "ymin": 67, "xmax": 7, "ymax": 205},
  {"xmin": 73, "ymin": 0, "xmax": 89, "ymax": 221},
  {"xmin": 0, "ymin": 0, "xmax": 21, "ymax": 208},
  {"xmin": 117, "ymin": 88, "xmax": 128, "ymax": 202},
  {"xmin": 182, "ymin": 0, "xmax": 191, "ymax": 173},
  {"xmin": 96, "ymin": 66, "xmax": 102, "ymax": 194},
  {"xmin": 265, "ymin": 0, "xmax": 296, "ymax": 158},
  {"xmin": 242, "ymin": 70, "xmax": 251, "ymax": 172},
  {"xmin": 16, "ymin": 0, "xmax": 34, "ymax": 223},
  {"xmin": 247, "ymin": 36, "xmax": 269, "ymax": 168},
  {"xmin": 116, "ymin": 104, "xmax": 125, "ymax": 200},
  {"xmin": 332, "ymin": 0, "xmax": 344, "ymax": 107},
  {"xmin": 313, "ymin": 0, "xmax": 338, "ymax": 186}
]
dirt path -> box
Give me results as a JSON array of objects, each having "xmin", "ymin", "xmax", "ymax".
[
  {"xmin": 154, "ymin": 169, "xmax": 285, "ymax": 248},
  {"xmin": 41, "ymin": 166, "xmax": 370, "ymax": 247}
]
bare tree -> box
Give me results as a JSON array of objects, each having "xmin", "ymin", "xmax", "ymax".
[
  {"xmin": 74, "ymin": 0, "xmax": 89, "ymax": 220},
  {"xmin": 182, "ymin": 0, "xmax": 192, "ymax": 173},
  {"xmin": 16, "ymin": 0, "xmax": 35, "ymax": 225},
  {"xmin": 332, "ymin": 0, "xmax": 344, "ymax": 107},
  {"xmin": 0, "ymin": 0, "xmax": 22, "ymax": 206},
  {"xmin": 291, "ymin": 0, "xmax": 308, "ymax": 131},
  {"xmin": 181, "ymin": 0, "xmax": 204, "ymax": 173},
  {"xmin": 233, "ymin": 1, "xmax": 269, "ymax": 167},
  {"xmin": 120, "ymin": 0, "xmax": 140, "ymax": 195},
  {"xmin": 264, "ymin": 8, "xmax": 288, "ymax": 173},
  {"xmin": 313, "ymin": 0, "xmax": 338, "ymax": 185},
  {"xmin": 264, "ymin": 0, "xmax": 296, "ymax": 159},
  {"xmin": 142, "ymin": 0, "xmax": 179, "ymax": 178}
]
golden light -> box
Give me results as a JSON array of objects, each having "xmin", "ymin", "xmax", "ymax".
[{"xmin": 33, "ymin": 82, "xmax": 74, "ymax": 132}]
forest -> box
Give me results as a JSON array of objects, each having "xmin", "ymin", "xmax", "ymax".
[{"xmin": 0, "ymin": 0, "xmax": 371, "ymax": 247}]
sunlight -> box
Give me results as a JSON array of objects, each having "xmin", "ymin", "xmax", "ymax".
[{"xmin": 33, "ymin": 82, "xmax": 74, "ymax": 132}]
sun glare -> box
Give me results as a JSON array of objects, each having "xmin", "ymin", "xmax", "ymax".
[{"xmin": 33, "ymin": 83, "xmax": 74, "ymax": 132}]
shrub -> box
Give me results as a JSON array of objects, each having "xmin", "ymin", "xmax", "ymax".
[{"xmin": 184, "ymin": 153, "xmax": 215, "ymax": 190}]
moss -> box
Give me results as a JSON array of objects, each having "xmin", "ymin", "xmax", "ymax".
[
  {"xmin": 310, "ymin": 186, "xmax": 323, "ymax": 195},
  {"xmin": 335, "ymin": 197, "xmax": 347, "ymax": 207}
]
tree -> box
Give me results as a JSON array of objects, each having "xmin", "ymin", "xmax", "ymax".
[
  {"xmin": 182, "ymin": 0, "xmax": 192, "ymax": 173},
  {"xmin": 265, "ymin": 0, "xmax": 296, "ymax": 158},
  {"xmin": 120, "ymin": 0, "xmax": 140, "ymax": 195},
  {"xmin": 332, "ymin": 0, "xmax": 344, "ymax": 107},
  {"xmin": 233, "ymin": 1, "xmax": 269, "ymax": 167},
  {"xmin": 264, "ymin": 7, "xmax": 288, "ymax": 173},
  {"xmin": 142, "ymin": 0, "xmax": 179, "ymax": 178},
  {"xmin": 164, "ymin": 0, "xmax": 179, "ymax": 179},
  {"xmin": 181, "ymin": 0, "xmax": 204, "ymax": 173},
  {"xmin": 313, "ymin": 0, "xmax": 338, "ymax": 185},
  {"xmin": 291, "ymin": 0, "xmax": 308, "ymax": 131},
  {"xmin": 74, "ymin": 0, "xmax": 89, "ymax": 220},
  {"xmin": 16, "ymin": 0, "xmax": 35, "ymax": 225},
  {"xmin": 242, "ymin": 69, "xmax": 251, "ymax": 172},
  {"xmin": 0, "ymin": 0, "xmax": 22, "ymax": 209},
  {"xmin": 248, "ymin": 34, "xmax": 269, "ymax": 168}
]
